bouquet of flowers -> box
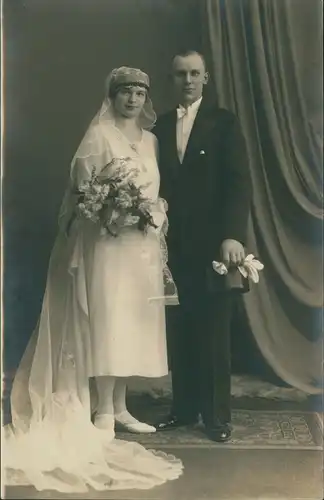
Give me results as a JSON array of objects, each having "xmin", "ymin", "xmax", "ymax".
[{"xmin": 75, "ymin": 157, "xmax": 157, "ymax": 237}]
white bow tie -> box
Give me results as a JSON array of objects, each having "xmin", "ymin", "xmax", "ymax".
[{"xmin": 177, "ymin": 106, "xmax": 188, "ymax": 119}]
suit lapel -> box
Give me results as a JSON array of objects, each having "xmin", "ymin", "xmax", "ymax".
[
  {"xmin": 159, "ymin": 99, "xmax": 216, "ymax": 185},
  {"xmin": 182, "ymin": 98, "xmax": 215, "ymax": 165}
]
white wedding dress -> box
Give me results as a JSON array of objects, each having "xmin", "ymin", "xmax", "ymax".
[
  {"xmin": 4, "ymin": 122, "xmax": 182, "ymax": 493},
  {"xmin": 77, "ymin": 126, "xmax": 169, "ymax": 378}
]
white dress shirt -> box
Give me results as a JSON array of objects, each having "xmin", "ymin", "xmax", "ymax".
[{"xmin": 176, "ymin": 96, "xmax": 203, "ymax": 163}]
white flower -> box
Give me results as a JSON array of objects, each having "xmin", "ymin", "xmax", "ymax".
[
  {"xmin": 118, "ymin": 156, "xmax": 132, "ymax": 166},
  {"xmin": 79, "ymin": 180, "xmax": 90, "ymax": 191},
  {"xmin": 212, "ymin": 261, "xmax": 228, "ymax": 275},
  {"xmin": 124, "ymin": 215, "xmax": 139, "ymax": 226},
  {"xmin": 86, "ymin": 194, "xmax": 100, "ymax": 203},
  {"xmin": 93, "ymin": 184, "xmax": 103, "ymax": 194},
  {"xmin": 138, "ymin": 200, "xmax": 151, "ymax": 211},
  {"xmin": 92, "ymin": 203, "xmax": 103, "ymax": 212},
  {"xmin": 115, "ymin": 191, "xmax": 133, "ymax": 209},
  {"xmin": 245, "ymin": 254, "xmax": 264, "ymax": 270},
  {"xmin": 102, "ymin": 184, "xmax": 110, "ymax": 196},
  {"xmin": 212, "ymin": 254, "xmax": 264, "ymax": 284},
  {"xmin": 238, "ymin": 254, "xmax": 264, "ymax": 283}
]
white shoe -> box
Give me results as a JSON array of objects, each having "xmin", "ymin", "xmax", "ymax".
[
  {"xmin": 115, "ymin": 411, "xmax": 156, "ymax": 434},
  {"xmin": 94, "ymin": 414, "xmax": 115, "ymax": 439}
]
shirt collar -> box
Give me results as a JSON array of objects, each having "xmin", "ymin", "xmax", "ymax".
[{"xmin": 177, "ymin": 96, "xmax": 203, "ymax": 118}]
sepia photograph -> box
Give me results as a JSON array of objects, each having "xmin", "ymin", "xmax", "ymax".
[{"xmin": 1, "ymin": 0, "xmax": 323, "ymax": 499}]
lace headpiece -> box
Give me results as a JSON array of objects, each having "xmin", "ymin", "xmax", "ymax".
[{"xmin": 106, "ymin": 67, "xmax": 150, "ymax": 97}]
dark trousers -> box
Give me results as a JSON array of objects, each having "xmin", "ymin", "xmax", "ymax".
[{"xmin": 167, "ymin": 264, "xmax": 232, "ymax": 429}]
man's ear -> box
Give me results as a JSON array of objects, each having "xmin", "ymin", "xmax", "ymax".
[{"xmin": 203, "ymin": 72, "xmax": 209, "ymax": 85}]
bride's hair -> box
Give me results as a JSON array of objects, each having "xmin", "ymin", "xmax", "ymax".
[{"xmin": 108, "ymin": 82, "xmax": 149, "ymax": 100}]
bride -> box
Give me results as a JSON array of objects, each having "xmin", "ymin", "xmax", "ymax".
[{"xmin": 4, "ymin": 67, "xmax": 182, "ymax": 493}]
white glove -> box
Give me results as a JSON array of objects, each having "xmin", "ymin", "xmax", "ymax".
[{"xmin": 212, "ymin": 254, "xmax": 264, "ymax": 283}]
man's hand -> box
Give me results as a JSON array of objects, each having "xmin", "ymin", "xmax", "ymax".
[{"xmin": 220, "ymin": 239, "xmax": 245, "ymax": 268}]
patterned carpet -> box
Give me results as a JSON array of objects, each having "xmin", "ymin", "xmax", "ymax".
[
  {"xmin": 117, "ymin": 410, "xmax": 322, "ymax": 450},
  {"xmin": 119, "ymin": 394, "xmax": 323, "ymax": 450}
]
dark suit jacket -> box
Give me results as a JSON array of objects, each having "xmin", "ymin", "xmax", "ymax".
[{"xmin": 153, "ymin": 98, "xmax": 252, "ymax": 292}]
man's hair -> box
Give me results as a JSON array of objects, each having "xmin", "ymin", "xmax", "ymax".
[{"xmin": 172, "ymin": 50, "xmax": 207, "ymax": 70}]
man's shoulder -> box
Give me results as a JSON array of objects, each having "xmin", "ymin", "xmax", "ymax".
[
  {"xmin": 202, "ymin": 105, "xmax": 241, "ymax": 135},
  {"xmin": 208, "ymin": 104, "xmax": 237, "ymax": 122}
]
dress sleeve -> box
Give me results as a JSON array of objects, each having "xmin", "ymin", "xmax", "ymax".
[{"xmin": 152, "ymin": 132, "xmax": 159, "ymax": 162}]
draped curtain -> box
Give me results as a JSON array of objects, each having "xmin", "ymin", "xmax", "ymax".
[{"xmin": 201, "ymin": 0, "xmax": 323, "ymax": 393}]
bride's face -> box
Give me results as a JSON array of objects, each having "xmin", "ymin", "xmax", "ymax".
[{"xmin": 113, "ymin": 85, "xmax": 147, "ymax": 119}]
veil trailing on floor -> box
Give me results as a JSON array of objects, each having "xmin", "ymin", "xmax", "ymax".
[{"xmin": 3, "ymin": 68, "xmax": 182, "ymax": 493}]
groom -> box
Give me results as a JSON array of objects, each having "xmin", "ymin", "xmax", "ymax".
[{"xmin": 153, "ymin": 50, "xmax": 252, "ymax": 442}]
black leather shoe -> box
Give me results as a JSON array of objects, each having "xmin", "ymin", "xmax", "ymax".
[
  {"xmin": 206, "ymin": 424, "xmax": 232, "ymax": 442},
  {"xmin": 154, "ymin": 415, "xmax": 198, "ymax": 431}
]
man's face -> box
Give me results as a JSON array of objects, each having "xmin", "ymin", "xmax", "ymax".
[{"xmin": 172, "ymin": 53, "xmax": 208, "ymax": 107}]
